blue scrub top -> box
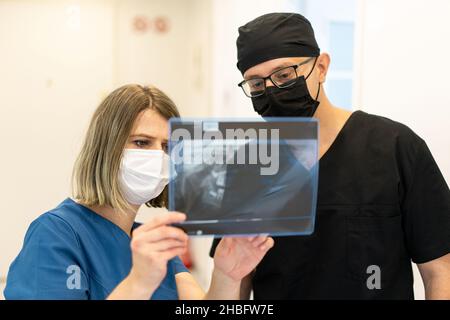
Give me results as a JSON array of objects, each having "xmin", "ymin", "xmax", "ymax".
[{"xmin": 4, "ymin": 198, "xmax": 189, "ymax": 300}]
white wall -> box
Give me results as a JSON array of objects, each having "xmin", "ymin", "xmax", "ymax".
[
  {"xmin": 211, "ymin": 0, "xmax": 305, "ymax": 118},
  {"xmin": 114, "ymin": 0, "xmax": 212, "ymax": 117},
  {"xmin": 0, "ymin": 0, "xmax": 115, "ymax": 295},
  {"xmin": 355, "ymin": 0, "xmax": 450, "ymax": 300}
]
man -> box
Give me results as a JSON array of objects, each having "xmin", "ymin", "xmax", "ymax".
[{"xmin": 210, "ymin": 12, "xmax": 450, "ymax": 299}]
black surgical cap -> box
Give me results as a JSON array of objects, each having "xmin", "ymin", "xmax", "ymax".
[{"xmin": 236, "ymin": 13, "xmax": 320, "ymax": 74}]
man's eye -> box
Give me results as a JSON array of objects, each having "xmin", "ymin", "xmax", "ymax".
[
  {"xmin": 276, "ymin": 72, "xmax": 291, "ymax": 80},
  {"xmin": 134, "ymin": 140, "xmax": 149, "ymax": 147},
  {"xmin": 251, "ymin": 81, "xmax": 263, "ymax": 89}
]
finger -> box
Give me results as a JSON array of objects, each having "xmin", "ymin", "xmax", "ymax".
[
  {"xmin": 250, "ymin": 235, "xmax": 269, "ymax": 247},
  {"xmin": 159, "ymin": 246, "xmax": 188, "ymax": 261},
  {"xmin": 137, "ymin": 243, "xmax": 187, "ymax": 262},
  {"xmin": 139, "ymin": 212, "xmax": 186, "ymax": 233},
  {"xmin": 258, "ymin": 237, "xmax": 275, "ymax": 251},
  {"xmin": 135, "ymin": 226, "xmax": 188, "ymax": 244},
  {"xmin": 219, "ymin": 237, "xmax": 233, "ymax": 247},
  {"xmin": 147, "ymin": 239, "xmax": 188, "ymax": 252},
  {"xmin": 216, "ymin": 237, "xmax": 233, "ymax": 253},
  {"xmin": 227, "ymin": 236, "xmax": 255, "ymax": 243}
]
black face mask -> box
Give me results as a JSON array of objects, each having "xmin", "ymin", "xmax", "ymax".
[{"xmin": 251, "ymin": 65, "xmax": 321, "ymax": 117}]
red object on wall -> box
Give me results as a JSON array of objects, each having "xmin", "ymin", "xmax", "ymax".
[
  {"xmin": 132, "ymin": 15, "xmax": 150, "ymax": 34},
  {"xmin": 154, "ymin": 16, "xmax": 170, "ymax": 34}
]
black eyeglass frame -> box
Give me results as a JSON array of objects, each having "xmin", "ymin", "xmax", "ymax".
[{"xmin": 238, "ymin": 57, "xmax": 317, "ymax": 98}]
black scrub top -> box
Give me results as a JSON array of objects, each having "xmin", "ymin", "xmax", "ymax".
[{"xmin": 210, "ymin": 110, "xmax": 450, "ymax": 299}]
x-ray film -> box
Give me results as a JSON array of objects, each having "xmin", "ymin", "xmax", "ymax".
[{"xmin": 168, "ymin": 118, "xmax": 319, "ymax": 237}]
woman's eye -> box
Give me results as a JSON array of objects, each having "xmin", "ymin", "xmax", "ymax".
[{"xmin": 133, "ymin": 140, "xmax": 149, "ymax": 148}]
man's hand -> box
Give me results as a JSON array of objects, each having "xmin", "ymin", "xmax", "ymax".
[{"xmin": 213, "ymin": 235, "xmax": 274, "ymax": 282}]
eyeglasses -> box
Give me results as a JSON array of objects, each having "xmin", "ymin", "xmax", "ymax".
[{"xmin": 238, "ymin": 57, "xmax": 316, "ymax": 98}]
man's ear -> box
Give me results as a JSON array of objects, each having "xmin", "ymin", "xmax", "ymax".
[{"xmin": 317, "ymin": 53, "xmax": 330, "ymax": 83}]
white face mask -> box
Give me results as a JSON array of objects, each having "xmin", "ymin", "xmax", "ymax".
[{"xmin": 119, "ymin": 149, "xmax": 170, "ymax": 205}]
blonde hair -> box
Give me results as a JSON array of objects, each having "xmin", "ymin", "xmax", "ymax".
[{"xmin": 72, "ymin": 84, "xmax": 180, "ymax": 213}]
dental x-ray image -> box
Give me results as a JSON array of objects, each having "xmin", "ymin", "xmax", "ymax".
[{"xmin": 168, "ymin": 118, "xmax": 319, "ymax": 237}]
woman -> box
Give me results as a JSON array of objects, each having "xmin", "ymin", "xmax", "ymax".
[{"xmin": 4, "ymin": 84, "xmax": 274, "ymax": 300}]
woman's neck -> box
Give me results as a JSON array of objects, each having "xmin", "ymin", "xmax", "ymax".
[{"xmin": 87, "ymin": 204, "xmax": 139, "ymax": 237}]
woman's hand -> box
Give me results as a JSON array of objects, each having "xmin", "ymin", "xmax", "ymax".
[
  {"xmin": 213, "ymin": 236, "xmax": 274, "ymax": 282},
  {"xmin": 108, "ymin": 212, "xmax": 188, "ymax": 300}
]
